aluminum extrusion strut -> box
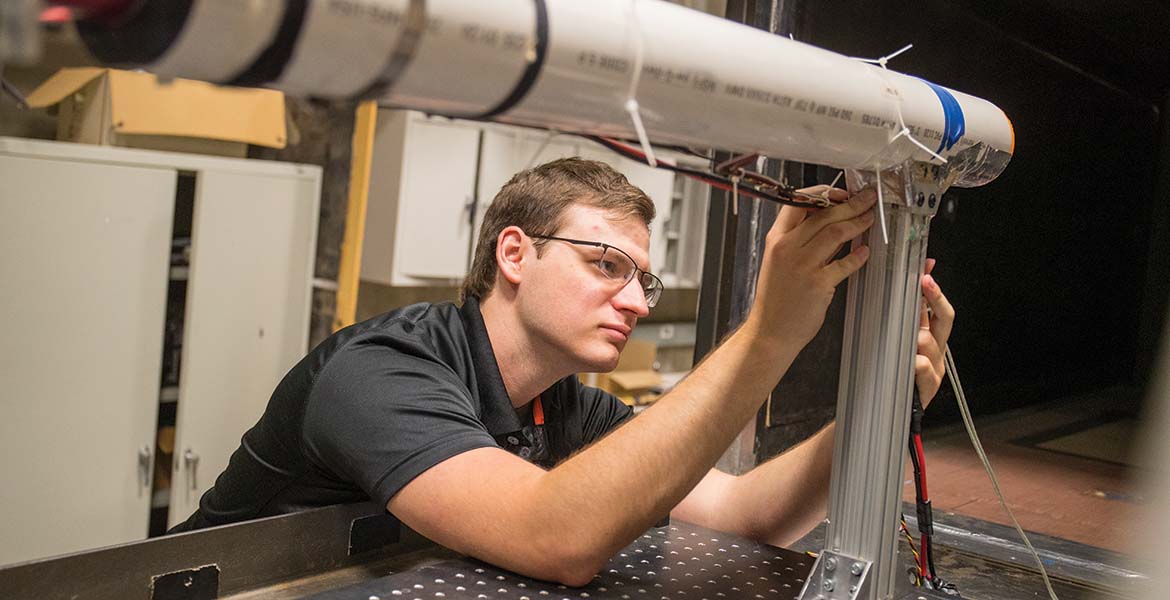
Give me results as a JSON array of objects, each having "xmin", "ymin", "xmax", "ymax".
[{"xmin": 799, "ymin": 160, "xmax": 950, "ymax": 600}]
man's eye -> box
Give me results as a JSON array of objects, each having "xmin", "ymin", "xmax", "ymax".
[{"xmin": 598, "ymin": 259, "xmax": 622, "ymax": 278}]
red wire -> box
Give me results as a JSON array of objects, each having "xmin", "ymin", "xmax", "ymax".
[
  {"xmin": 40, "ymin": 7, "xmax": 74, "ymax": 23},
  {"xmin": 46, "ymin": 0, "xmax": 132, "ymax": 10},
  {"xmin": 44, "ymin": 0, "xmax": 134, "ymax": 21},
  {"xmin": 914, "ymin": 434, "xmax": 929, "ymax": 500}
]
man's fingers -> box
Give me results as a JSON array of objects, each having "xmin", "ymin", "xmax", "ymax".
[
  {"xmin": 796, "ymin": 184, "xmax": 850, "ymax": 204},
  {"xmin": 922, "ymin": 274, "xmax": 954, "ymax": 350},
  {"xmin": 807, "ymin": 210, "xmax": 875, "ymax": 266},
  {"xmin": 915, "ymin": 354, "xmax": 942, "ymax": 409},
  {"xmin": 775, "ymin": 204, "xmax": 810, "ymax": 234},
  {"xmin": 825, "ymin": 243, "xmax": 870, "ymax": 285},
  {"xmin": 918, "ymin": 328, "xmax": 944, "ymax": 374},
  {"xmin": 784, "ymin": 188, "xmax": 876, "ymax": 245}
]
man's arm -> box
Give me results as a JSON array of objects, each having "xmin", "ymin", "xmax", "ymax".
[
  {"xmin": 672, "ymin": 263, "xmax": 956, "ymax": 548},
  {"xmin": 389, "ymin": 189, "xmax": 878, "ymax": 585}
]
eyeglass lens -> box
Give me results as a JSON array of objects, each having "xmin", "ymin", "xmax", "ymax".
[{"xmin": 600, "ymin": 247, "xmax": 661, "ymax": 307}]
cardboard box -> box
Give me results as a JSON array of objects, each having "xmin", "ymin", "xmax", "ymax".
[
  {"xmin": 584, "ymin": 339, "xmax": 663, "ymax": 406},
  {"xmin": 25, "ymin": 68, "xmax": 287, "ymax": 158}
]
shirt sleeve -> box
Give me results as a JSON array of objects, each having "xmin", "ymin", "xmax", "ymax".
[
  {"xmin": 574, "ymin": 377, "xmax": 635, "ymax": 445},
  {"xmin": 302, "ymin": 331, "xmax": 499, "ymax": 509}
]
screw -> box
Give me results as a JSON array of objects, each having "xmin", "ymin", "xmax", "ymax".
[
  {"xmin": 916, "ymin": 192, "xmax": 925, "ymax": 207},
  {"xmin": 928, "ymin": 193, "xmax": 937, "ymax": 208},
  {"xmin": 824, "ymin": 556, "xmax": 837, "ymax": 571},
  {"xmin": 823, "ymin": 580, "xmax": 834, "ymax": 592},
  {"xmin": 850, "ymin": 562, "xmax": 864, "ymax": 576},
  {"xmin": 850, "ymin": 585, "xmax": 858, "ymax": 594}
]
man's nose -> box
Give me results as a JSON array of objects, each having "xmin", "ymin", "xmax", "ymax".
[{"xmin": 613, "ymin": 276, "xmax": 650, "ymax": 317}]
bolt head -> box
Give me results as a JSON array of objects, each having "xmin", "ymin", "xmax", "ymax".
[
  {"xmin": 850, "ymin": 562, "xmax": 864, "ymax": 576},
  {"xmin": 824, "ymin": 556, "xmax": 837, "ymax": 571},
  {"xmin": 823, "ymin": 580, "xmax": 834, "ymax": 592}
]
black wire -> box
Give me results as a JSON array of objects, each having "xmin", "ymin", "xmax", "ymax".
[{"xmin": 582, "ymin": 135, "xmax": 824, "ymax": 209}]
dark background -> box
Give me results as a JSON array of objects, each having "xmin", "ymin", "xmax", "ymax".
[{"xmin": 705, "ymin": 0, "xmax": 1170, "ymax": 455}]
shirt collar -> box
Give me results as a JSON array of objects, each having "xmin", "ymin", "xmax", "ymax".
[{"xmin": 460, "ymin": 297, "xmax": 524, "ymax": 438}]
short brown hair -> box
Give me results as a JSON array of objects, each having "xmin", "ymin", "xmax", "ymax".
[{"xmin": 460, "ymin": 157, "xmax": 656, "ymax": 302}]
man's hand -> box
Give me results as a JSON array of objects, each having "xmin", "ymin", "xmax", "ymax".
[
  {"xmin": 746, "ymin": 186, "xmax": 877, "ymax": 347},
  {"xmin": 916, "ymin": 258, "xmax": 954, "ymax": 407}
]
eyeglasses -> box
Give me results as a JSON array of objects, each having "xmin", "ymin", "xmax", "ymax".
[{"xmin": 531, "ymin": 235, "xmax": 664, "ymax": 308}]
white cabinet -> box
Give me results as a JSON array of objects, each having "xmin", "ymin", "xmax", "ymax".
[
  {"xmin": 361, "ymin": 111, "xmax": 679, "ymax": 286},
  {"xmin": 361, "ymin": 111, "xmax": 481, "ymax": 286},
  {"xmin": 0, "ymin": 150, "xmax": 175, "ymax": 566},
  {"xmin": 166, "ymin": 169, "xmax": 319, "ymax": 527},
  {"xmin": 474, "ymin": 127, "xmax": 583, "ymax": 246},
  {"xmin": 0, "ymin": 138, "xmax": 320, "ymax": 564}
]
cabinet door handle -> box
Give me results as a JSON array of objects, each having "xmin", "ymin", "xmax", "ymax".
[
  {"xmin": 183, "ymin": 449, "xmax": 200, "ymax": 491},
  {"xmin": 137, "ymin": 445, "xmax": 152, "ymax": 490},
  {"xmin": 464, "ymin": 195, "xmax": 477, "ymax": 228}
]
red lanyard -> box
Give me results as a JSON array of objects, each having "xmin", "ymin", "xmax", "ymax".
[{"xmin": 533, "ymin": 395, "xmax": 545, "ymax": 426}]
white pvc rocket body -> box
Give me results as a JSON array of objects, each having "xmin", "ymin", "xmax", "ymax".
[{"xmin": 78, "ymin": 0, "xmax": 1014, "ymax": 186}]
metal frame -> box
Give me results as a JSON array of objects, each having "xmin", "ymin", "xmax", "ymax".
[
  {"xmin": 0, "ymin": 503, "xmax": 428, "ymax": 599},
  {"xmin": 799, "ymin": 161, "xmax": 945, "ymax": 600}
]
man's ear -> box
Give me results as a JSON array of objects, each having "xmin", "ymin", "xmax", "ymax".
[{"xmin": 495, "ymin": 226, "xmax": 527, "ymax": 285}]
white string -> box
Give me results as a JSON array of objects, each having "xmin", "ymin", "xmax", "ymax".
[
  {"xmin": 873, "ymin": 163, "xmax": 889, "ymax": 245},
  {"xmin": 945, "ymin": 346, "xmax": 1061, "ymax": 600},
  {"xmin": 624, "ymin": 0, "xmax": 657, "ymax": 167}
]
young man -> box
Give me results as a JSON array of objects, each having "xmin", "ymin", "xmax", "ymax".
[{"xmin": 174, "ymin": 158, "xmax": 953, "ymax": 587}]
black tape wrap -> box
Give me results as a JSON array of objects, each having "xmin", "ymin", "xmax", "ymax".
[
  {"xmin": 352, "ymin": 0, "xmax": 429, "ymax": 101},
  {"xmin": 916, "ymin": 500, "xmax": 934, "ymax": 536},
  {"xmin": 228, "ymin": 0, "xmax": 309, "ymax": 87},
  {"xmin": 76, "ymin": 0, "xmax": 194, "ymax": 68},
  {"xmin": 474, "ymin": 0, "xmax": 549, "ymax": 119}
]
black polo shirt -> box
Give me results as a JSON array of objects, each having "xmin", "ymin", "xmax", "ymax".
[{"xmin": 171, "ymin": 298, "xmax": 633, "ymax": 532}]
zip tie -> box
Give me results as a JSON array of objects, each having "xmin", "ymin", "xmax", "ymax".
[
  {"xmin": 624, "ymin": 0, "xmax": 657, "ymax": 167},
  {"xmin": 853, "ymin": 44, "xmax": 947, "ymax": 165},
  {"xmin": 891, "ymin": 127, "xmax": 947, "ymax": 164},
  {"xmin": 873, "ymin": 163, "xmax": 889, "ymax": 245},
  {"xmin": 879, "ymin": 43, "xmax": 914, "ymax": 67},
  {"xmin": 731, "ymin": 174, "xmax": 740, "ymax": 216},
  {"xmin": 850, "ymin": 43, "xmax": 914, "ymax": 68},
  {"xmin": 891, "ymin": 97, "xmax": 947, "ymax": 163},
  {"xmin": 822, "ymin": 170, "xmax": 844, "ymax": 203}
]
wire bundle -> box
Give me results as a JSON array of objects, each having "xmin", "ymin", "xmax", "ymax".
[
  {"xmin": 584, "ymin": 135, "xmax": 840, "ymax": 209},
  {"xmin": 906, "ymin": 390, "xmax": 952, "ymax": 592}
]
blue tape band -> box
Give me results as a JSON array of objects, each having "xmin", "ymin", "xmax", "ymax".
[{"xmin": 919, "ymin": 79, "xmax": 966, "ymax": 154}]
